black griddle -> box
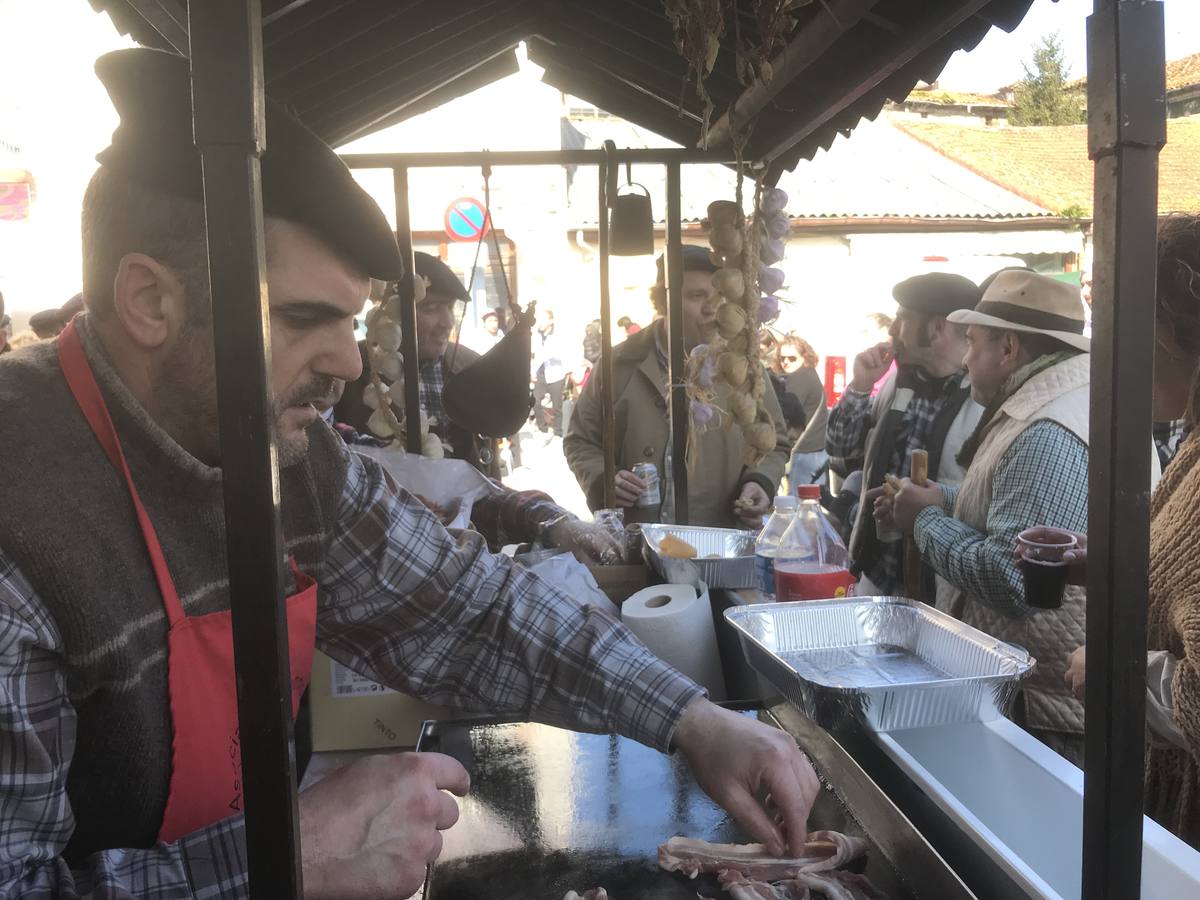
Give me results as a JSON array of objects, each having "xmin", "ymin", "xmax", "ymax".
[{"xmin": 416, "ymin": 712, "xmax": 967, "ymax": 899}]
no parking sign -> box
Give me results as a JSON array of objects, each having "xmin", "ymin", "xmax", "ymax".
[{"xmin": 444, "ymin": 197, "xmax": 490, "ymax": 242}]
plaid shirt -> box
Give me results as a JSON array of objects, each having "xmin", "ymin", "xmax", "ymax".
[
  {"xmin": 913, "ymin": 420, "xmax": 1089, "ymax": 613},
  {"xmin": 418, "ymin": 355, "xmax": 446, "ymax": 425},
  {"xmin": 825, "ymin": 370, "xmax": 969, "ymax": 591},
  {"xmin": 0, "ymin": 442, "xmax": 701, "ymax": 897}
]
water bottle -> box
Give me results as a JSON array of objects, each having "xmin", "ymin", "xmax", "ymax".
[
  {"xmin": 754, "ymin": 496, "xmax": 798, "ymax": 599},
  {"xmin": 774, "ymin": 485, "xmax": 857, "ymax": 601}
]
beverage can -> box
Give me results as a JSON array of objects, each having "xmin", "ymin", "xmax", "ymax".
[{"xmin": 631, "ymin": 462, "xmax": 661, "ymax": 507}]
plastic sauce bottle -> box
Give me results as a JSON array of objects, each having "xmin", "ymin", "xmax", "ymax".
[
  {"xmin": 774, "ymin": 485, "xmax": 857, "ymax": 601},
  {"xmin": 754, "ymin": 495, "xmax": 798, "ymax": 599}
]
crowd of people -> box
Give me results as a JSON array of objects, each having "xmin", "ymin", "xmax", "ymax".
[{"xmin": 1, "ymin": 43, "xmax": 1198, "ymax": 899}]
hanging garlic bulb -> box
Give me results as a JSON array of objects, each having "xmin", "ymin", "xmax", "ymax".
[
  {"xmin": 367, "ymin": 408, "xmax": 394, "ymax": 438},
  {"xmin": 369, "ymin": 317, "xmax": 403, "ymax": 353},
  {"xmin": 362, "ymin": 381, "xmax": 390, "ymax": 410}
]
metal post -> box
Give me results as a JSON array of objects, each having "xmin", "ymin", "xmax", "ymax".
[
  {"xmin": 393, "ymin": 167, "xmax": 423, "ymax": 454},
  {"xmin": 597, "ymin": 157, "xmax": 617, "ymax": 509},
  {"xmin": 1083, "ymin": 2, "xmax": 1165, "ymax": 898},
  {"xmin": 664, "ymin": 162, "xmax": 689, "ymax": 525},
  {"xmin": 188, "ymin": 1, "xmax": 302, "ymax": 895}
]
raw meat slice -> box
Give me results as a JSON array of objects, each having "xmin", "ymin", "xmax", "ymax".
[
  {"xmin": 720, "ymin": 871, "xmax": 809, "ymax": 899},
  {"xmin": 778, "ymin": 871, "xmax": 887, "ymax": 900},
  {"xmin": 658, "ymin": 833, "xmax": 868, "ymax": 881}
]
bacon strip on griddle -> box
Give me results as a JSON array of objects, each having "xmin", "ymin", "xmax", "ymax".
[{"xmin": 658, "ymin": 832, "xmax": 868, "ymax": 881}]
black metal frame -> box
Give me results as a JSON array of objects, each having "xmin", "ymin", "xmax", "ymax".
[
  {"xmin": 188, "ymin": 0, "xmax": 304, "ymax": 894},
  {"xmin": 175, "ymin": 2, "xmax": 1169, "ymax": 896},
  {"xmin": 1082, "ymin": 2, "xmax": 1166, "ymax": 898}
]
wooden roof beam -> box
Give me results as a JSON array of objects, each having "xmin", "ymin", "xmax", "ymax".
[
  {"xmin": 760, "ymin": 0, "xmax": 997, "ymax": 170},
  {"xmin": 705, "ymin": 0, "xmax": 879, "ymax": 150},
  {"xmin": 120, "ymin": 0, "xmax": 188, "ymax": 54}
]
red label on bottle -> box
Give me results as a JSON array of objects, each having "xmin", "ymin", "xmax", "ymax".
[{"xmin": 775, "ymin": 564, "xmax": 856, "ymax": 602}]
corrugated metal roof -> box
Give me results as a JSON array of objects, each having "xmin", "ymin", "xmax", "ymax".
[
  {"xmin": 87, "ymin": 0, "xmax": 1038, "ymax": 176},
  {"xmin": 778, "ymin": 116, "xmax": 1049, "ymax": 218}
]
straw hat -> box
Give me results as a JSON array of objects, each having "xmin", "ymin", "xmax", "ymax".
[{"xmin": 947, "ymin": 270, "xmax": 1090, "ymax": 352}]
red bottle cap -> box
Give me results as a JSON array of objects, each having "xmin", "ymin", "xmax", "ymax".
[{"xmin": 796, "ymin": 485, "xmax": 821, "ymax": 500}]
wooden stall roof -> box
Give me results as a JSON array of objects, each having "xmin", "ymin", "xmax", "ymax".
[{"xmin": 88, "ymin": 0, "xmax": 1036, "ymax": 177}]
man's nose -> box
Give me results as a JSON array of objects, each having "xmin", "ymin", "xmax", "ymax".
[{"xmin": 325, "ymin": 324, "xmax": 364, "ymax": 383}]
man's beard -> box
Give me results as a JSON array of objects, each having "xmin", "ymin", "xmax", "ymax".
[
  {"xmin": 274, "ymin": 375, "xmax": 336, "ymax": 466},
  {"xmin": 151, "ymin": 320, "xmax": 334, "ymax": 468}
]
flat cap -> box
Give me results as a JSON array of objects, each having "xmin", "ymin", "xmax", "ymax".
[
  {"xmin": 94, "ymin": 48, "xmax": 403, "ymax": 280},
  {"xmin": 414, "ymin": 252, "xmax": 470, "ymax": 304},
  {"xmin": 655, "ymin": 243, "xmax": 720, "ymax": 286},
  {"xmin": 892, "ymin": 272, "xmax": 981, "ymax": 317}
]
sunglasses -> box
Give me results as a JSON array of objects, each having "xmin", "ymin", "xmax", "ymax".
[{"xmin": 780, "ymin": 354, "xmax": 798, "ymax": 363}]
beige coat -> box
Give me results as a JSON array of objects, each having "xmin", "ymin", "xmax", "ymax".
[{"xmin": 564, "ymin": 324, "xmax": 789, "ymax": 528}]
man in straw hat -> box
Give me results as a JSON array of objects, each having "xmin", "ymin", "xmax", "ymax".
[
  {"xmin": 0, "ymin": 48, "xmax": 817, "ymax": 897},
  {"xmin": 879, "ymin": 270, "xmax": 1096, "ymax": 763}
]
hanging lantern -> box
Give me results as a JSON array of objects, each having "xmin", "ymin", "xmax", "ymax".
[{"xmin": 609, "ymin": 179, "xmax": 654, "ymax": 256}]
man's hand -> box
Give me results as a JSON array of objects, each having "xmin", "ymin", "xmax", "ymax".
[
  {"xmin": 1065, "ymin": 645, "xmax": 1086, "ymax": 701},
  {"xmin": 614, "ymin": 469, "xmax": 647, "ymax": 508},
  {"xmin": 546, "ymin": 516, "xmax": 623, "ymax": 565},
  {"xmin": 300, "ymin": 751, "xmax": 470, "ymax": 899},
  {"xmin": 886, "ymin": 478, "xmax": 944, "ymax": 533},
  {"xmin": 1014, "ymin": 528, "xmax": 1088, "ymax": 586},
  {"xmin": 849, "ymin": 341, "xmax": 893, "ymax": 393},
  {"xmin": 673, "ymin": 699, "xmax": 820, "ymax": 857},
  {"xmin": 733, "ymin": 482, "xmax": 772, "ymax": 528}
]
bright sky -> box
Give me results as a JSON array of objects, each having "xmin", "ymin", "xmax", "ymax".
[{"xmin": 939, "ymin": 0, "xmax": 1200, "ymax": 92}]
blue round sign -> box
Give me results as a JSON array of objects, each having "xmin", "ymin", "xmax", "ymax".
[{"xmin": 444, "ymin": 197, "xmax": 490, "ymax": 241}]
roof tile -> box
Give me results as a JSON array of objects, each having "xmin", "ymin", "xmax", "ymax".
[{"xmin": 894, "ymin": 116, "xmax": 1200, "ymax": 216}]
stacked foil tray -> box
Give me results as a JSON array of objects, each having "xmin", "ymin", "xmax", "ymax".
[
  {"xmin": 641, "ymin": 524, "xmax": 757, "ymax": 588},
  {"xmin": 725, "ymin": 597, "xmax": 1036, "ymax": 732}
]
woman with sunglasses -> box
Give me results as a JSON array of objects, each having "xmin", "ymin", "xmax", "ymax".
[{"xmin": 775, "ymin": 334, "xmax": 829, "ymax": 489}]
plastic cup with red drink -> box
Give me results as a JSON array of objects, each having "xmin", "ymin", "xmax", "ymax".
[{"xmin": 1016, "ymin": 527, "xmax": 1078, "ymax": 609}]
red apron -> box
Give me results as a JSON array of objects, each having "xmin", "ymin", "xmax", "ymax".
[{"xmin": 58, "ymin": 321, "xmax": 317, "ymax": 843}]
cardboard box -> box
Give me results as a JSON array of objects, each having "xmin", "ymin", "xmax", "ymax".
[
  {"xmin": 587, "ymin": 563, "xmax": 652, "ymax": 605},
  {"xmin": 309, "ymin": 651, "xmax": 450, "ymax": 752}
]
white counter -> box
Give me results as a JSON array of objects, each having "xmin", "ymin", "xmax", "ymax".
[{"xmin": 873, "ymin": 717, "xmax": 1200, "ymax": 899}]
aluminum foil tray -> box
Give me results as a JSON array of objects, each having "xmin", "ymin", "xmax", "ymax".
[
  {"xmin": 725, "ymin": 597, "xmax": 1035, "ymax": 732},
  {"xmin": 641, "ymin": 524, "xmax": 757, "ymax": 589}
]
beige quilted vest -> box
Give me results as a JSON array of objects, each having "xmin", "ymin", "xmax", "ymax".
[{"xmin": 940, "ymin": 353, "xmax": 1091, "ymax": 735}]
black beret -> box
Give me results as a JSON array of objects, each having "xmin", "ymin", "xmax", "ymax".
[
  {"xmin": 94, "ymin": 48, "xmax": 403, "ymax": 281},
  {"xmin": 892, "ymin": 272, "xmax": 981, "ymax": 317},
  {"xmin": 414, "ymin": 252, "xmax": 470, "ymax": 304},
  {"xmin": 655, "ymin": 243, "xmax": 720, "ymax": 286}
]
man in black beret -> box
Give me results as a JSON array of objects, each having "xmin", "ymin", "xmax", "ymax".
[
  {"xmin": 0, "ymin": 48, "xmax": 818, "ymax": 898},
  {"xmin": 825, "ymin": 272, "xmax": 985, "ymax": 597}
]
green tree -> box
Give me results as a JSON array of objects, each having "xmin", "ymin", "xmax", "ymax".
[{"xmin": 1010, "ymin": 32, "xmax": 1086, "ymax": 126}]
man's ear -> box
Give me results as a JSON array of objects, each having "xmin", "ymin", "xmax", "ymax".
[
  {"xmin": 111, "ymin": 252, "xmax": 188, "ymax": 350},
  {"xmin": 1002, "ymin": 330, "xmax": 1023, "ymax": 363}
]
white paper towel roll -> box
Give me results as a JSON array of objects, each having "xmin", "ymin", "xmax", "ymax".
[{"xmin": 622, "ymin": 582, "xmax": 725, "ymax": 701}]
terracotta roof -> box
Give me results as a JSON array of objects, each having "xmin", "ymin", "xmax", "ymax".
[
  {"xmin": 902, "ymin": 89, "xmax": 1009, "ymax": 107},
  {"xmin": 894, "ymin": 116, "xmax": 1200, "ymax": 216},
  {"xmin": 1066, "ymin": 52, "xmax": 1200, "ymax": 94},
  {"xmin": 1167, "ymin": 53, "xmax": 1200, "ymax": 93}
]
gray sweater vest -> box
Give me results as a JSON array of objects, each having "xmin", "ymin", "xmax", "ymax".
[{"xmin": 0, "ymin": 317, "xmax": 346, "ymax": 860}]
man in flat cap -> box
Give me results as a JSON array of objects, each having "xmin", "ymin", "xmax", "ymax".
[
  {"xmin": 0, "ymin": 48, "xmax": 818, "ymax": 898},
  {"xmin": 878, "ymin": 271, "xmax": 1099, "ymax": 764},
  {"xmin": 825, "ymin": 272, "xmax": 984, "ymax": 596}
]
